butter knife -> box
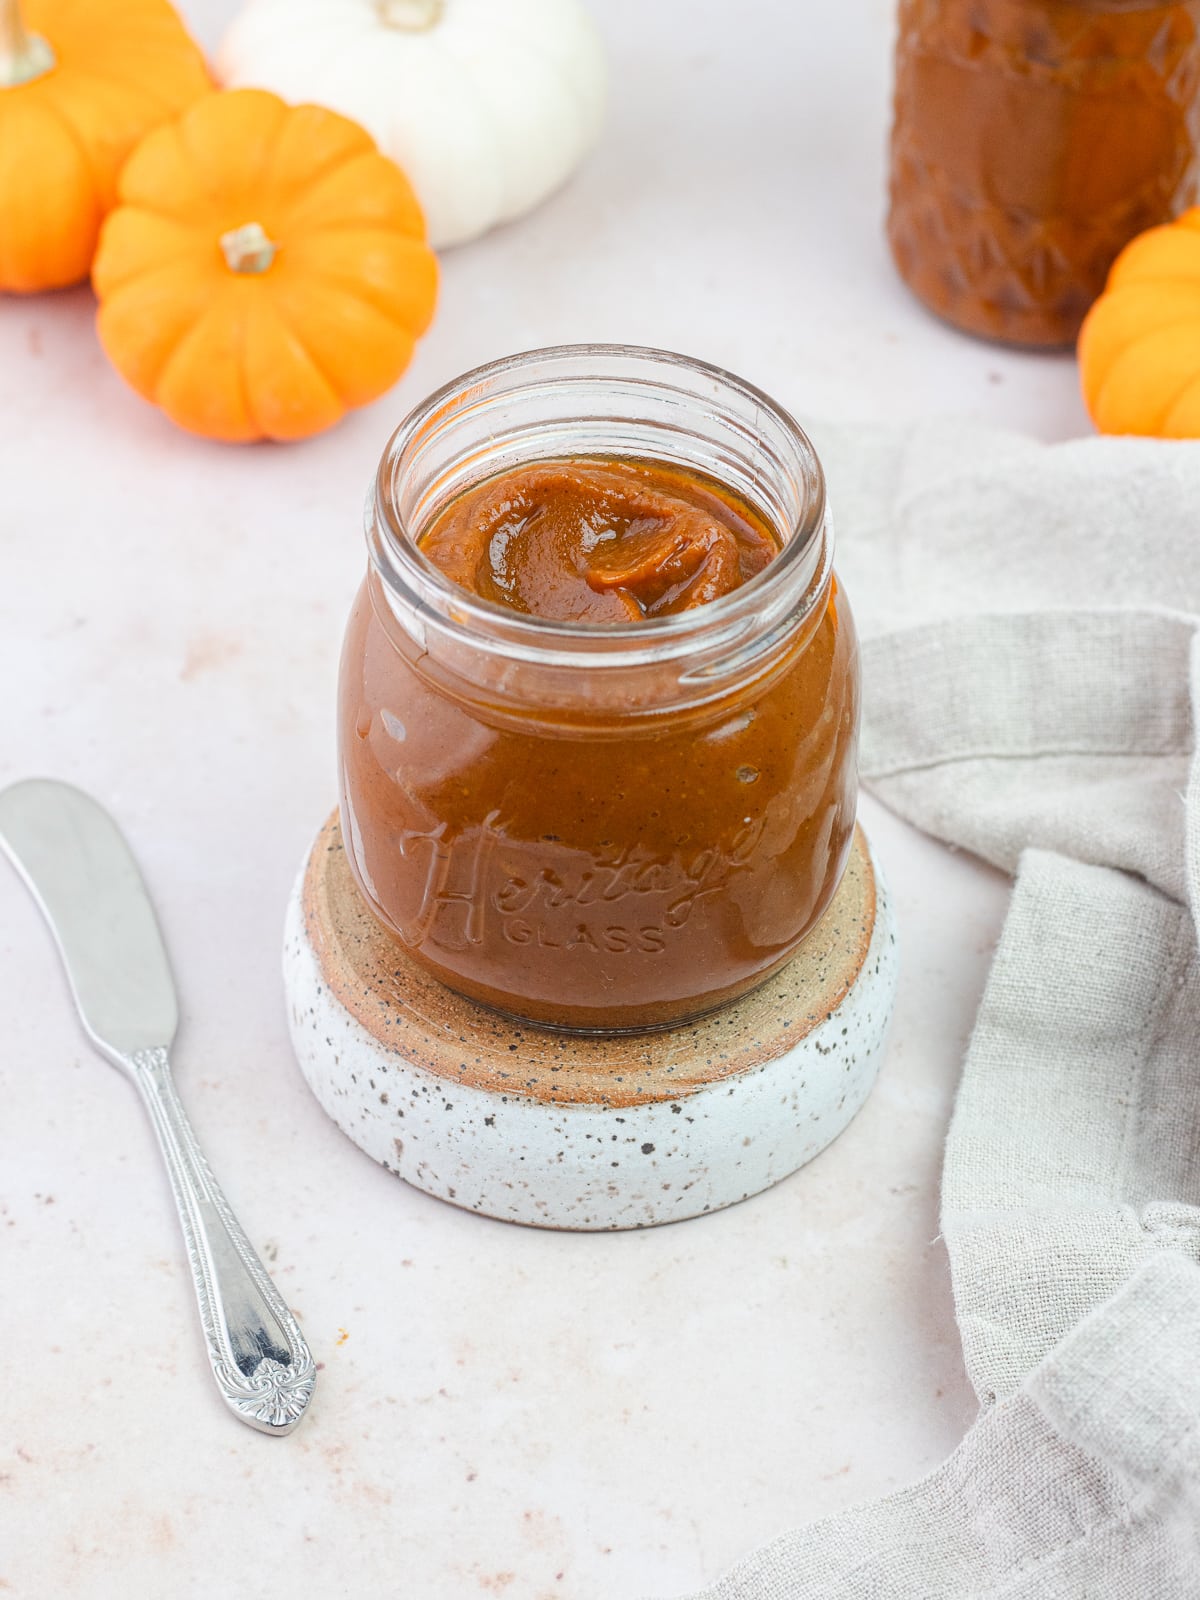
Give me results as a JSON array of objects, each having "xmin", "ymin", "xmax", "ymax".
[{"xmin": 0, "ymin": 778, "xmax": 315, "ymax": 1436}]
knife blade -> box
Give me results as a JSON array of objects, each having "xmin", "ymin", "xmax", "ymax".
[{"xmin": 0, "ymin": 777, "xmax": 177, "ymax": 1060}]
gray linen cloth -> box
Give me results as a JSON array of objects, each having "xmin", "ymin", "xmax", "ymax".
[{"xmin": 676, "ymin": 423, "xmax": 1200, "ymax": 1598}]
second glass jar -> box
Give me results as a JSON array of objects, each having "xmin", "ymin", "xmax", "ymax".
[{"xmin": 888, "ymin": 0, "xmax": 1200, "ymax": 347}]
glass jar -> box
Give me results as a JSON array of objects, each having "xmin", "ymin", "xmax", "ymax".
[
  {"xmin": 888, "ymin": 0, "xmax": 1200, "ymax": 347},
  {"xmin": 338, "ymin": 346, "xmax": 860, "ymax": 1032}
]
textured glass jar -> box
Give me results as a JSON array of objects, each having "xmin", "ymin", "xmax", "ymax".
[
  {"xmin": 338, "ymin": 346, "xmax": 860, "ymax": 1032},
  {"xmin": 888, "ymin": 0, "xmax": 1200, "ymax": 347}
]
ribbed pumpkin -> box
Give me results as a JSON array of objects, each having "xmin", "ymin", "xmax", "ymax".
[
  {"xmin": 92, "ymin": 89, "xmax": 438, "ymax": 443},
  {"xmin": 1078, "ymin": 208, "xmax": 1200, "ymax": 439},
  {"xmin": 0, "ymin": 0, "xmax": 210, "ymax": 292}
]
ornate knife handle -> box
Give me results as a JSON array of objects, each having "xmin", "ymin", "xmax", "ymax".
[{"xmin": 129, "ymin": 1047, "xmax": 316, "ymax": 1434}]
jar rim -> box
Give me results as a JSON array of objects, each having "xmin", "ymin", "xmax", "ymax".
[{"xmin": 368, "ymin": 343, "xmax": 831, "ymax": 668}]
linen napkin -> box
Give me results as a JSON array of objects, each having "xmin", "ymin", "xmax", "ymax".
[{"xmin": 673, "ymin": 422, "xmax": 1200, "ymax": 1598}]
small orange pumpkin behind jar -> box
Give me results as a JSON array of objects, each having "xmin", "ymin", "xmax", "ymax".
[
  {"xmin": 92, "ymin": 88, "xmax": 439, "ymax": 442},
  {"xmin": 1078, "ymin": 208, "xmax": 1200, "ymax": 439},
  {"xmin": 0, "ymin": 0, "xmax": 210, "ymax": 293}
]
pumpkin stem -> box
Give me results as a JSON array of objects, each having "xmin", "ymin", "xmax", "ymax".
[
  {"xmin": 220, "ymin": 222, "xmax": 278, "ymax": 275},
  {"xmin": 377, "ymin": 0, "xmax": 443, "ymax": 30},
  {"xmin": 0, "ymin": 0, "xmax": 55, "ymax": 88}
]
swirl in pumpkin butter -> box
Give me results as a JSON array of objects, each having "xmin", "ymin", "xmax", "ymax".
[
  {"xmin": 340, "ymin": 447, "xmax": 859, "ymax": 1032},
  {"xmin": 417, "ymin": 458, "xmax": 778, "ymax": 621}
]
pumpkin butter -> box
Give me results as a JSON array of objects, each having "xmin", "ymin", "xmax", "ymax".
[
  {"xmin": 339, "ymin": 352, "xmax": 859, "ymax": 1033},
  {"xmin": 416, "ymin": 458, "xmax": 778, "ymax": 622}
]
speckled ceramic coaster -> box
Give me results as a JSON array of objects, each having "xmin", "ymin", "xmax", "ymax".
[{"xmin": 282, "ymin": 816, "xmax": 897, "ymax": 1230}]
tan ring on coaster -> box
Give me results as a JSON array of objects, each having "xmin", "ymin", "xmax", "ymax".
[{"xmin": 283, "ymin": 815, "xmax": 898, "ymax": 1229}]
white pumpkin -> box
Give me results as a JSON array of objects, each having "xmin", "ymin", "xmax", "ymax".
[{"xmin": 217, "ymin": 0, "xmax": 606, "ymax": 250}]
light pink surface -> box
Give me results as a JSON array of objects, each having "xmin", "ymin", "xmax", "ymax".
[{"xmin": 0, "ymin": 3, "xmax": 1086, "ymax": 1594}]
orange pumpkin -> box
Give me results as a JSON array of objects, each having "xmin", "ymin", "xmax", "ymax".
[
  {"xmin": 92, "ymin": 89, "xmax": 439, "ymax": 443},
  {"xmin": 1078, "ymin": 208, "xmax": 1200, "ymax": 438},
  {"xmin": 0, "ymin": 0, "xmax": 209, "ymax": 293}
]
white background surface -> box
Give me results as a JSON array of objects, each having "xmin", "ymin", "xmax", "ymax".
[{"xmin": 0, "ymin": 3, "xmax": 1093, "ymax": 1596}]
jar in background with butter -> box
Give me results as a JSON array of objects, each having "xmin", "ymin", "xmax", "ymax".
[{"xmin": 888, "ymin": 0, "xmax": 1200, "ymax": 347}]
